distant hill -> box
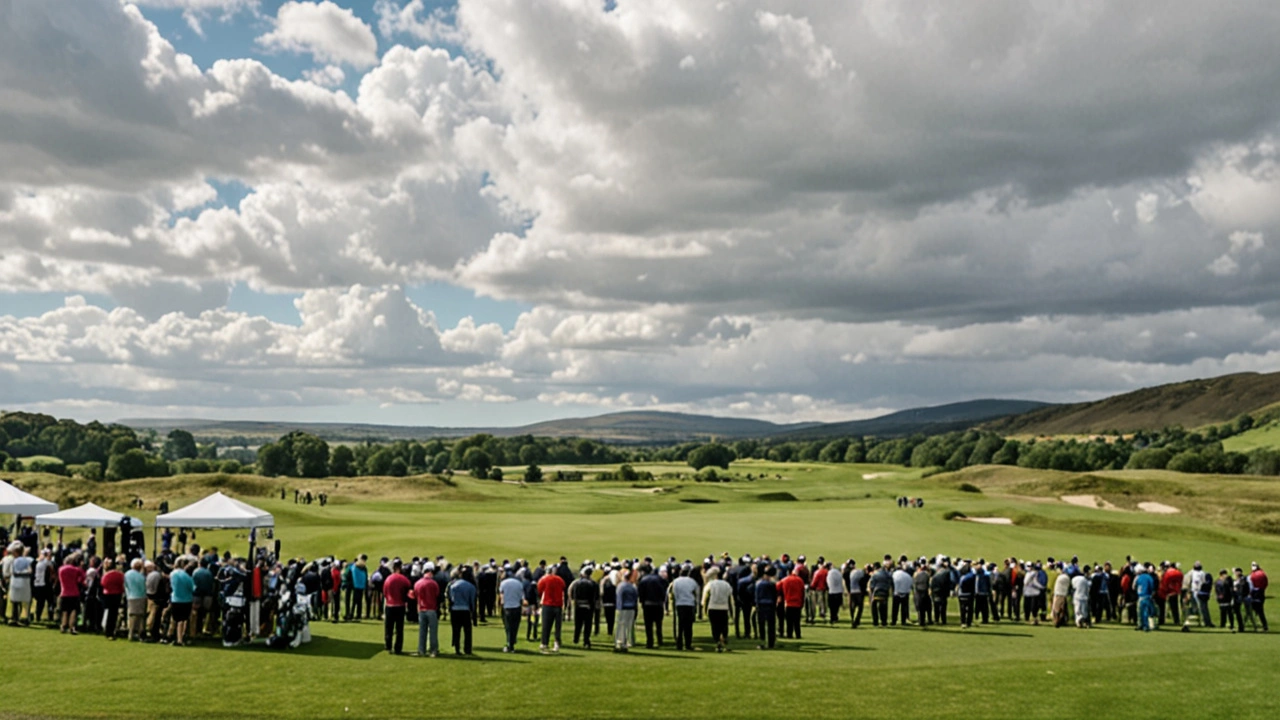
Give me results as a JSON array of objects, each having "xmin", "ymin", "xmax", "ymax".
[
  {"xmin": 772, "ymin": 399, "xmax": 1052, "ymax": 441},
  {"xmin": 983, "ymin": 371, "xmax": 1280, "ymax": 436},
  {"xmin": 123, "ymin": 411, "xmax": 819, "ymax": 445}
]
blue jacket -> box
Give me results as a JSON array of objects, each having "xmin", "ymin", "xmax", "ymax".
[
  {"xmin": 976, "ymin": 570, "xmax": 992, "ymax": 595},
  {"xmin": 617, "ymin": 582, "xmax": 639, "ymax": 610},
  {"xmin": 1134, "ymin": 573, "xmax": 1156, "ymax": 599},
  {"xmin": 737, "ymin": 575, "xmax": 757, "ymax": 607},
  {"xmin": 350, "ymin": 564, "xmax": 368, "ymax": 590},
  {"xmin": 754, "ymin": 579, "xmax": 777, "ymax": 607},
  {"xmin": 448, "ymin": 579, "xmax": 477, "ymax": 612}
]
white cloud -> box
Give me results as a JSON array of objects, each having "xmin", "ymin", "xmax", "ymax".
[
  {"xmin": 303, "ymin": 64, "xmax": 346, "ymax": 87},
  {"xmin": 257, "ymin": 1, "xmax": 379, "ymax": 68}
]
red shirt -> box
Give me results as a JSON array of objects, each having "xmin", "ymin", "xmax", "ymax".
[
  {"xmin": 58, "ymin": 565, "xmax": 86, "ymax": 598},
  {"xmin": 810, "ymin": 568, "xmax": 828, "ymax": 592},
  {"xmin": 383, "ymin": 572, "xmax": 411, "ymax": 608},
  {"xmin": 331, "ymin": 567, "xmax": 342, "ymax": 592},
  {"xmin": 777, "ymin": 574, "xmax": 806, "ymax": 608},
  {"xmin": 1251, "ymin": 570, "xmax": 1268, "ymax": 592},
  {"xmin": 101, "ymin": 570, "xmax": 125, "ymax": 596},
  {"xmin": 1159, "ymin": 569, "xmax": 1183, "ymax": 599},
  {"xmin": 412, "ymin": 577, "xmax": 440, "ymax": 612},
  {"xmin": 537, "ymin": 573, "xmax": 566, "ymax": 608}
]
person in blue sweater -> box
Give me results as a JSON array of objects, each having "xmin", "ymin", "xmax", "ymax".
[
  {"xmin": 736, "ymin": 563, "xmax": 757, "ymax": 639},
  {"xmin": 613, "ymin": 571, "xmax": 638, "ymax": 652},
  {"xmin": 754, "ymin": 566, "xmax": 777, "ymax": 649},
  {"xmin": 1134, "ymin": 564, "xmax": 1157, "ymax": 632},
  {"xmin": 975, "ymin": 563, "xmax": 994, "ymax": 625},
  {"xmin": 345, "ymin": 556, "xmax": 367, "ymax": 621},
  {"xmin": 447, "ymin": 570, "xmax": 477, "ymax": 654},
  {"xmin": 957, "ymin": 564, "xmax": 977, "ymax": 628}
]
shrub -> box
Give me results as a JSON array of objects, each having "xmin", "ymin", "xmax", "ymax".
[
  {"xmin": 942, "ymin": 510, "xmax": 968, "ymax": 521},
  {"xmin": 957, "ymin": 482, "xmax": 983, "ymax": 493}
]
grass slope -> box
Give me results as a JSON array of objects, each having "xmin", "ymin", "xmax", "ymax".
[
  {"xmin": 2, "ymin": 461, "xmax": 1279, "ymax": 720},
  {"xmin": 1223, "ymin": 422, "xmax": 1280, "ymax": 452},
  {"xmin": 986, "ymin": 371, "xmax": 1280, "ymax": 435}
]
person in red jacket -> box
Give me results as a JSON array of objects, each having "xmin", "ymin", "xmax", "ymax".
[
  {"xmin": 330, "ymin": 561, "xmax": 343, "ymax": 623},
  {"xmin": 1159, "ymin": 562, "xmax": 1183, "ymax": 627},
  {"xmin": 776, "ymin": 568, "xmax": 806, "ymax": 640},
  {"xmin": 101, "ymin": 557, "xmax": 125, "ymax": 641},
  {"xmin": 808, "ymin": 561, "xmax": 828, "ymax": 625},
  {"xmin": 1249, "ymin": 562, "xmax": 1269, "ymax": 632}
]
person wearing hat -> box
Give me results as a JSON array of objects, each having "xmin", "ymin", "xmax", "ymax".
[
  {"xmin": 912, "ymin": 562, "xmax": 932, "ymax": 628},
  {"xmin": 891, "ymin": 562, "xmax": 913, "ymax": 626},
  {"xmin": 930, "ymin": 559, "xmax": 953, "ymax": 625},
  {"xmin": 869, "ymin": 562, "xmax": 893, "ymax": 627},
  {"xmin": 702, "ymin": 566, "xmax": 735, "ymax": 652},
  {"xmin": 847, "ymin": 560, "xmax": 867, "ymax": 629},
  {"xmin": 1248, "ymin": 562, "xmax": 1269, "ymax": 632},
  {"xmin": 571, "ymin": 566, "xmax": 599, "ymax": 649},
  {"xmin": 1158, "ymin": 562, "xmax": 1183, "ymax": 627},
  {"xmin": 1134, "ymin": 564, "xmax": 1157, "ymax": 632},
  {"xmin": 1187, "ymin": 561, "xmax": 1213, "ymax": 628},
  {"xmin": 412, "ymin": 561, "xmax": 441, "ymax": 657},
  {"xmin": 598, "ymin": 563, "xmax": 616, "ymax": 638},
  {"xmin": 1021, "ymin": 563, "xmax": 1044, "ymax": 626},
  {"xmin": 824, "ymin": 561, "xmax": 844, "ymax": 625}
]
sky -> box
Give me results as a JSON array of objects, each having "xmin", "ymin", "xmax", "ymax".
[{"xmin": 3, "ymin": 1, "xmax": 1280, "ymax": 427}]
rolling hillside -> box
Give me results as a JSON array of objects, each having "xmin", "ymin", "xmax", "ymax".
[
  {"xmin": 773, "ymin": 399, "xmax": 1051, "ymax": 440},
  {"xmin": 984, "ymin": 371, "xmax": 1280, "ymax": 436}
]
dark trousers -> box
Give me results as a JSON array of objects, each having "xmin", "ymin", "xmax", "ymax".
[
  {"xmin": 828, "ymin": 593, "xmax": 842, "ymax": 624},
  {"xmin": 1023, "ymin": 595, "xmax": 1039, "ymax": 623},
  {"xmin": 735, "ymin": 603, "xmax": 754, "ymax": 637},
  {"xmin": 574, "ymin": 606, "xmax": 594, "ymax": 645},
  {"xmin": 344, "ymin": 588, "xmax": 363, "ymax": 620},
  {"xmin": 540, "ymin": 606, "xmax": 562, "ymax": 647},
  {"xmin": 642, "ymin": 604, "xmax": 664, "ymax": 647},
  {"xmin": 784, "ymin": 606, "xmax": 802, "ymax": 639},
  {"xmin": 756, "ymin": 604, "xmax": 776, "ymax": 647},
  {"xmin": 849, "ymin": 593, "xmax": 865, "ymax": 627},
  {"xmin": 384, "ymin": 606, "xmax": 405, "ymax": 653},
  {"xmin": 451, "ymin": 609, "xmax": 472, "ymax": 653},
  {"xmin": 503, "ymin": 607, "xmax": 521, "ymax": 649},
  {"xmin": 1254, "ymin": 596, "xmax": 1269, "ymax": 630},
  {"xmin": 83, "ymin": 596, "xmax": 102, "ymax": 632},
  {"xmin": 870, "ymin": 596, "xmax": 888, "ymax": 626},
  {"xmin": 959, "ymin": 596, "xmax": 974, "ymax": 626},
  {"xmin": 933, "ymin": 596, "xmax": 948, "ymax": 625},
  {"xmin": 329, "ymin": 590, "xmax": 341, "ymax": 622},
  {"xmin": 915, "ymin": 594, "xmax": 932, "ymax": 626},
  {"xmin": 675, "ymin": 605, "xmax": 696, "ymax": 648},
  {"xmin": 975, "ymin": 595, "xmax": 991, "ymax": 624},
  {"xmin": 891, "ymin": 594, "xmax": 909, "ymax": 625},
  {"xmin": 103, "ymin": 595, "xmax": 121, "ymax": 637},
  {"xmin": 708, "ymin": 608, "xmax": 729, "ymax": 645},
  {"xmin": 602, "ymin": 605, "xmax": 615, "ymax": 636}
]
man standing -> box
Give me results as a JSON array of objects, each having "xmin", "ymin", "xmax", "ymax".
[
  {"xmin": 192, "ymin": 560, "xmax": 215, "ymax": 639},
  {"xmin": 1188, "ymin": 562, "xmax": 1213, "ymax": 628},
  {"xmin": 497, "ymin": 566, "xmax": 523, "ymax": 653},
  {"xmin": 930, "ymin": 560, "xmax": 953, "ymax": 625},
  {"xmin": 447, "ymin": 569, "xmax": 477, "ymax": 654},
  {"xmin": 735, "ymin": 562, "xmax": 756, "ymax": 638},
  {"xmin": 382, "ymin": 560, "xmax": 411, "ymax": 655},
  {"xmin": 1135, "ymin": 564, "xmax": 1157, "ymax": 632},
  {"xmin": 638, "ymin": 566, "xmax": 666, "ymax": 648},
  {"xmin": 124, "ymin": 559, "xmax": 147, "ymax": 641},
  {"xmin": 1052, "ymin": 564, "xmax": 1072, "ymax": 628},
  {"xmin": 537, "ymin": 565, "xmax": 566, "ymax": 653},
  {"xmin": 869, "ymin": 563, "xmax": 893, "ymax": 628},
  {"xmin": 1022, "ymin": 563, "xmax": 1044, "ymax": 626},
  {"xmin": 974, "ymin": 563, "xmax": 994, "ymax": 625},
  {"xmin": 1249, "ymin": 562, "xmax": 1269, "ymax": 632},
  {"xmin": 614, "ymin": 571, "xmax": 638, "ymax": 652},
  {"xmin": 571, "ymin": 567, "xmax": 599, "ymax": 649},
  {"xmin": 825, "ymin": 562, "xmax": 844, "ymax": 625},
  {"xmin": 1159, "ymin": 562, "xmax": 1183, "ymax": 627},
  {"xmin": 847, "ymin": 561, "xmax": 867, "ymax": 628},
  {"xmin": 702, "ymin": 567, "xmax": 735, "ymax": 652},
  {"xmin": 808, "ymin": 559, "xmax": 828, "ymax": 625},
  {"xmin": 754, "ymin": 566, "xmax": 778, "ymax": 649},
  {"xmin": 670, "ymin": 566, "xmax": 700, "ymax": 650},
  {"xmin": 891, "ymin": 563, "xmax": 913, "ymax": 626},
  {"xmin": 1215, "ymin": 569, "xmax": 1238, "ymax": 632},
  {"xmin": 912, "ymin": 563, "xmax": 932, "ymax": 628},
  {"xmin": 412, "ymin": 562, "xmax": 440, "ymax": 657},
  {"xmin": 1071, "ymin": 565, "xmax": 1092, "ymax": 628},
  {"xmin": 776, "ymin": 566, "xmax": 806, "ymax": 640},
  {"xmin": 958, "ymin": 563, "xmax": 977, "ymax": 628}
]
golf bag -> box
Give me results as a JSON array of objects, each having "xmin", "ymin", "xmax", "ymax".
[
  {"xmin": 267, "ymin": 585, "xmax": 313, "ymax": 649},
  {"xmin": 222, "ymin": 606, "xmax": 245, "ymax": 647}
]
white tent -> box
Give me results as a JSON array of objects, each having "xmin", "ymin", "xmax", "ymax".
[
  {"xmin": 0, "ymin": 481, "xmax": 58, "ymax": 516},
  {"xmin": 35, "ymin": 502, "xmax": 142, "ymax": 529},
  {"xmin": 154, "ymin": 491, "xmax": 274, "ymax": 529}
]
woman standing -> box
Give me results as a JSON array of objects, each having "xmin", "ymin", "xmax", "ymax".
[
  {"xmin": 7, "ymin": 544, "xmax": 33, "ymax": 625},
  {"xmin": 101, "ymin": 557, "xmax": 125, "ymax": 640},
  {"xmin": 57, "ymin": 553, "xmax": 86, "ymax": 635}
]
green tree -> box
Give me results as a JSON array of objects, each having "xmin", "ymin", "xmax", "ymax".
[
  {"xmin": 292, "ymin": 434, "xmax": 330, "ymax": 478},
  {"xmin": 1125, "ymin": 447, "xmax": 1172, "ymax": 470},
  {"xmin": 818, "ymin": 439, "xmax": 850, "ymax": 463},
  {"xmin": 490, "ymin": 467, "xmax": 504, "ymax": 482},
  {"xmin": 429, "ymin": 452, "xmax": 450, "ymax": 474},
  {"xmin": 366, "ymin": 448, "xmax": 394, "ymax": 476},
  {"xmin": 992, "ymin": 440, "xmax": 1020, "ymax": 465},
  {"xmin": 107, "ymin": 449, "xmax": 150, "ymax": 481},
  {"xmin": 462, "ymin": 447, "xmax": 493, "ymax": 473},
  {"xmin": 256, "ymin": 443, "xmax": 291, "ymax": 477},
  {"xmin": 110, "ymin": 436, "xmax": 141, "ymax": 457},
  {"xmin": 330, "ymin": 445, "xmax": 355, "ymax": 477},
  {"xmin": 843, "ymin": 438, "xmax": 867, "ymax": 463},
  {"xmin": 518, "ymin": 444, "xmax": 545, "ymax": 465},
  {"xmin": 389, "ymin": 457, "xmax": 409, "ymax": 477},
  {"xmin": 523, "ymin": 464, "xmax": 543, "ymax": 483},
  {"xmin": 161, "ymin": 429, "xmax": 199, "ymax": 461},
  {"xmin": 688, "ymin": 443, "xmax": 735, "ymax": 470}
]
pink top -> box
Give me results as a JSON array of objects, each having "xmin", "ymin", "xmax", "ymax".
[
  {"xmin": 412, "ymin": 577, "xmax": 440, "ymax": 612},
  {"xmin": 58, "ymin": 564, "xmax": 86, "ymax": 598}
]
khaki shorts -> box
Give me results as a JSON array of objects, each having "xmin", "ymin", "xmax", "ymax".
[{"xmin": 127, "ymin": 598, "xmax": 147, "ymax": 616}]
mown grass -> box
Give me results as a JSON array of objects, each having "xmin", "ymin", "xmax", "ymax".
[
  {"xmin": 1223, "ymin": 421, "xmax": 1280, "ymax": 452},
  {"xmin": 2, "ymin": 461, "xmax": 1280, "ymax": 719}
]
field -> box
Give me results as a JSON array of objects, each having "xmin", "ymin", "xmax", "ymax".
[
  {"xmin": 1223, "ymin": 421, "xmax": 1280, "ymax": 452},
  {"xmin": 2, "ymin": 461, "xmax": 1279, "ymax": 720}
]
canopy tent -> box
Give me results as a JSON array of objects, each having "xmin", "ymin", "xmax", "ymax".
[
  {"xmin": 0, "ymin": 481, "xmax": 58, "ymax": 517},
  {"xmin": 35, "ymin": 502, "xmax": 142, "ymax": 529},
  {"xmin": 155, "ymin": 492, "xmax": 274, "ymax": 529}
]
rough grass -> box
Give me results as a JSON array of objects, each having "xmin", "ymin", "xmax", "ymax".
[
  {"xmin": 3, "ymin": 460, "xmax": 1280, "ymax": 719},
  {"xmin": 1223, "ymin": 421, "xmax": 1280, "ymax": 452}
]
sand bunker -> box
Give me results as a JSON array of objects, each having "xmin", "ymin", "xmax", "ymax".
[
  {"xmin": 966, "ymin": 517, "xmax": 1014, "ymax": 525},
  {"xmin": 1061, "ymin": 494, "xmax": 1117, "ymax": 510},
  {"xmin": 1138, "ymin": 501, "xmax": 1180, "ymax": 514},
  {"xmin": 862, "ymin": 473, "xmax": 889, "ymax": 479}
]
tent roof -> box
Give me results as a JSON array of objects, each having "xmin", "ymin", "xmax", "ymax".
[
  {"xmin": 0, "ymin": 481, "xmax": 58, "ymax": 516},
  {"xmin": 35, "ymin": 502, "xmax": 142, "ymax": 529},
  {"xmin": 155, "ymin": 491, "xmax": 273, "ymax": 529}
]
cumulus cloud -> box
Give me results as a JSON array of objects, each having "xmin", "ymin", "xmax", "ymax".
[
  {"xmin": 6, "ymin": 0, "xmax": 1280, "ymax": 422},
  {"xmin": 257, "ymin": 1, "xmax": 379, "ymax": 68}
]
